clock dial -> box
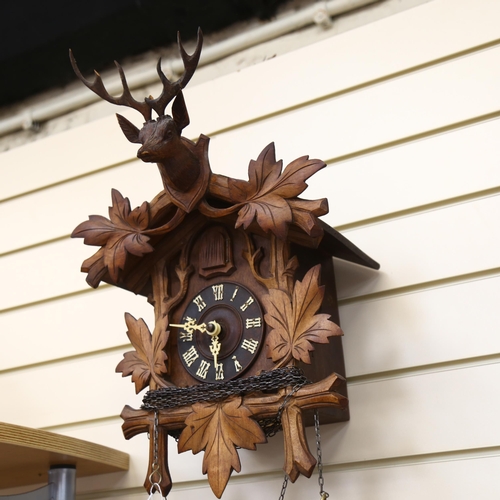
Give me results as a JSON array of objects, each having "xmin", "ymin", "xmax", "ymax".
[{"xmin": 174, "ymin": 282, "xmax": 264, "ymax": 382}]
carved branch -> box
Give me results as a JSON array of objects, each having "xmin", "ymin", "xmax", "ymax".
[
  {"xmin": 271, "ymin": 235, "xmax": 293, "ymax": 294},
  {"xmin": 242, "ymin": 373, "xmax": 347, "ymax": 416},
  {"xmin": 242, "ymin": 231, "xmax": 277, "ymax": 290},
  {"xmin": 121, "ymin": 373, "xmax": 346, "ymax": 497},
  {"xmin": 148, "ymin": 260, "xmax": 171, "ymax": 390},
  {"xmin": 146, "ymin": 254, "xmax": 193, "ymax": 389},
  {"xmin": 143, "ymin": 206, "xmax": 186, "ymax": 236},
  {"xmin": 120, "ymin": 408, "xmax": 173, "ymax": 495},
  {"xmin": 281, "ymin": 405, "xmax": 316, "ymax": 480},
  {"xmin": 148, "ymin": 260, "xmax": 167, "ymax": 322},
  {"xmin": 198, "ymin": 198, "xmax": 242, "ymax": 219},
  {"xmin": 150, "ymin": 258, "xmax": 193, "ymax": 321},
  {"xmin": 116, "ymin": 252, "xmax": 194, "ymax": 393},
  {"xmin": 288, "ymin": 198, "xmax": 328, "ymax": 239}
]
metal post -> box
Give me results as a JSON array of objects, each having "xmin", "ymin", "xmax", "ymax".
[{"xmin": 48, "ymin": 466, "xmax": 76, "ymax": 500}]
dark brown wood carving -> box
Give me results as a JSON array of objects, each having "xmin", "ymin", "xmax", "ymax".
[
  {"xmin": 70, "ymin": 29, "xmax": 207, "ymax": 213},
  {"xmin": 71, "ymin": 30, "xmax": 379, "ymax": 499}
]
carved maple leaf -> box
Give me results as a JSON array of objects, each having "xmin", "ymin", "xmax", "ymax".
[
  {"xmin": 178, "ymin": 397, "xmax": 266, "ymax": 498},
  {"xmin": 228, "ymin": 143, "xmax": 326, "ymax": 240},
  {"xmin": 72, "ymin": 189, "xmax": 154, "ymax": 281},
  {"xmin": 263, "ymin": 265, "xmax": 343, "ymax": 366},
  {"xmin": 115, "ymin": 313, "xmax": 168, "ymax": 393}
]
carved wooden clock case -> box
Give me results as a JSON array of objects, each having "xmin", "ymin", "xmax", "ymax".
[{"xmin": 71, "ymin": 30, "xmax": 379, "ymax": 498}]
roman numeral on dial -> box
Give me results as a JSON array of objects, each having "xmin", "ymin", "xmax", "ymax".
[
  {"xmin": 241, "ymin": 338, "xmax": 259, "ymax": 354},
  {"xmin": 196, "ymin": 360, "xmax": 211, "ymax": 379},
  {"xmin": 193, "ymin": 295, "xmax": 207, "ymax": 311},
  {"xmin": 245, "ymin": 317, "xmax": 262, "ymax": 329},
  {"xmin": 212, "ymin": 284, "xmax": 224, "ymax": 301},
  {"xmin": 182, "ymin": 346, "xmax": 199, "ymax": 367}
]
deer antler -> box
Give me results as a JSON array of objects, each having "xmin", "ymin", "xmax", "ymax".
[
  {"xmin": 70, "ymin": 28, "xmax": 203, "ymax": 121},
  {"xmin": 146, "ymin": 28, "xmax": 203, "ymax": 117},
  {"xmin": 69, "ymin": 50, "xmax": 153, "ymax": 122}
]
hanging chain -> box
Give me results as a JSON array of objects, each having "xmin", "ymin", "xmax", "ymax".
[
  {"xmin": 277, "ymin": 409, "xmax": 330, "ymax": 500},
  {"xmin": 148, "ymin": 411, "xmax": 164, "ymax": 499},
  {"xmin": 278, "ymin": 474, "xmax": 289, "ymax": 500},
  {"xmin": 314, "ymin": 411, "xmax": 329, "ymax": 500}
]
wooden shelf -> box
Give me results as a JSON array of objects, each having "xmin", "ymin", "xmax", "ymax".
[{"xmin": 0, "ymin": 422, "xmax": 129, "ymax": 488}]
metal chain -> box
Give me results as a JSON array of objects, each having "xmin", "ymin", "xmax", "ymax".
[
  {"xmin": 278, "ymin": 474, "xmax": 289, "ymax": 500},
  {"xmin": 148, "ymin": 411, "xmax": 164, "ymax": 498},
  {"xmin": 153, "ymin": 411, "xmax": 159, "ymax": 471},
  {"xmin": 143, "ymin": 367, "xmax": 309, "ymax": 439},
  {"xmin": 314, "ymin": 411, "xmax": 329, "ymax": 500},
  {"xmin": 142, "ymin": 367, "xmax": 308, "ymax": 411}
]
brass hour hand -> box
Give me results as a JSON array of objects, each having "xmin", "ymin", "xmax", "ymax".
[
  {"xmin": 209, "ymin": 334, "xmax": 221, "ymax": 367},
  {"xmin": 207, "ymin": 321, "xmax": 222, "ymax": 366}
]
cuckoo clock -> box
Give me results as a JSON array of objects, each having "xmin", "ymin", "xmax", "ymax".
[{"xmin": 71, "ymin": 29, "xmax": 379, "ymax": 498}]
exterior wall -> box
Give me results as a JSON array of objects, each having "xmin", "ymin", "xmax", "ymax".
[{"xmin": 1, "ymin": 0, "xmax": 500, "ymax": 498}]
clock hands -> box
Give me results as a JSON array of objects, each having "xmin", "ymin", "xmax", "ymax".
[
  {"xmin": 170, "ymin": 317, "xmax": 221, "ymax": 336},
  {"xmin": 170, "ymin": 318, "xmax": 222, "ymax": 365}
]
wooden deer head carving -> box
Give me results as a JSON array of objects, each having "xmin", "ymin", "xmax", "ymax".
[{"xmin": 70, "ymin": 29, "xmax": 210, "ymax": 213}]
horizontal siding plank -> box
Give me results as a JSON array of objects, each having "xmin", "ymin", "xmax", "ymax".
[
  {"xmin": 0, "ymin": 159, "xmax": 160, "ymax": 255},
  {"xmin": 334, "ymin": 194, "xmax": 500, "ymax": 300},
  {"xmin": 0, "ymin": 351, "xmax": 142, "ymax": 429},
  {"xmin": 326, "ymin": 363, "xmax": 500, "ymax": 464},
  {"xmin": 2, "ymin": 0, "xmax": 500, "ymax": 200},
  {"xmin": 340, "ymin": 276, "xmax": 500, "ymax": 377},
  {"xmin": 310, "ymin": 118, "xmax": 500, "ymax": 227},
  {"xmin": 5, "ymin": 116, "xmax": 500, "ymax": 255},
  {"xmin": 324, "ymin": 456, "xmax": 500, "ymax": 500},
  {"xmin": 187, "ymin": 0, "xmax": 500, "ymax": 139},
  {"xmin": 0, "ymin": 287, "xmax": 153, "ymax": 370},
  {"xmin": 72, "ymin": 455, "xmax": 500, "ymax": 499},
  {"xmin": 22, "ymin": 362, "xmax": 500, "ymax": 486},
  {"xmin": 2, "ymin": 195, "xmax": 497, "ymax": 309},
  {"xmin": 0, "ymin": 239, "xmax": 93, "ymax": 311},
  {"xmin": 207, "ymin": 45, "xmax": 500, "ymax": 181},
  {"xmin": 0, "ymin": 113, "xmax": 138, "ymax": 201},
  {"xmin": 167, "ymin": 455, "xmax": 500, "ymax": 500}
]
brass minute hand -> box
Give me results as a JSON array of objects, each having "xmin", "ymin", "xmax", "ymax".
[
  {"xmin": 170, "ymin": 317, "xmax": 208, "ymax": 335},
  {"xmin": 170, "ymin": 318, "xmax": 222, "ymax": 337}
]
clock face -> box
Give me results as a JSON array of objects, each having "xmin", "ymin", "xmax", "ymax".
[{"xmin": 175, "ymin": 282, "xmax": 264, "ymax": 383}]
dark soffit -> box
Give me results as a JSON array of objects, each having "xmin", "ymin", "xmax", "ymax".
[{"xmin": 1, "ymin": 0, "xmax": 289, "ymax": 107}]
